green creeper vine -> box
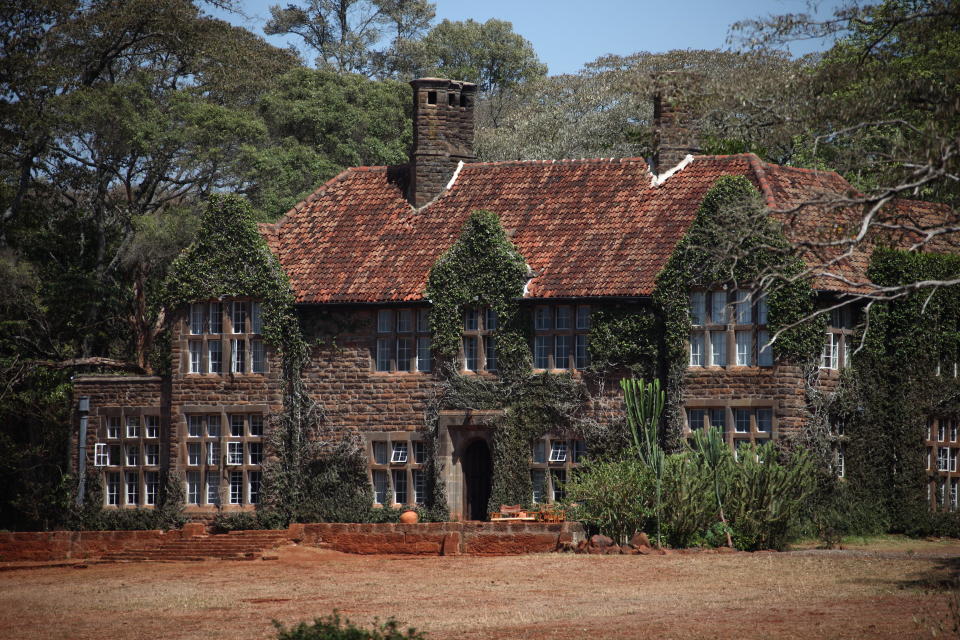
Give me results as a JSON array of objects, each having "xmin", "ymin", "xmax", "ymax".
[
  {"xmin": 835, "ymin": 248, "xmax": 960, "ymax": 534},
  {"xmin": 426, "ymin": 209, "xmax": 531, "ymax": 381},
  {"xmin": 652, "ymin": 176, "xmax": 825, "ymax": 450},
  {"xmin": 165, "ymin": 193, "xmax": 306, "ymax": 370},
  {"xmin": 587, "ymin": 305, "xmax": 658, "ymax": 378},
  {"xmin": 425, "ymin": 211, "xmax": 597, "ymax": 511},
  {"xmin": 165, "ymin": 194, "xmax": 384, "ymax": 526}
]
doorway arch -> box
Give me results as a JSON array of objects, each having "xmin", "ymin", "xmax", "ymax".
[{"xmin": 461, "ymin": 439, "xmax": 493, "ymax": 521}]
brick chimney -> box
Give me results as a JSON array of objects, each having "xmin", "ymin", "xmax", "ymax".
[
  {"xmin": 409, "ymin": 78, "xmax": 477, "ymax": 207},
  {"xmin": 652, "ymin": 71, "xmax": 702, "ymax": 174}
]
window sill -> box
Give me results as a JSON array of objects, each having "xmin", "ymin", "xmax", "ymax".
[{"xmin": 687, "ymin": 365, "xmax": 775, "ymax": 370}]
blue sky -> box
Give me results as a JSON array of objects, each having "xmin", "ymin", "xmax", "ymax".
[{"xmin": 210, "ymin": 0, "xmax": 844, "ymax": 75}]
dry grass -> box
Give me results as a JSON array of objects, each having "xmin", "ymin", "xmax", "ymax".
[{"xmin": 1, "ymin": 540, "xmax": 958, "ymax": 640}]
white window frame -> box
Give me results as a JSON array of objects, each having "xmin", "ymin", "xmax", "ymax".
[
  {"xmin": 206, "ymin": 474, "xmax": 221, "ymax": 506},
  {"xmin": 186, "ymin": 471, "xmax": 201, "ymax": 505},
  {"xmin": 248, "ymin": 442, "xmax": 263, "ymax": 465},
  {"xmin": 229, "ymin": 471, "xmax": 243, "ymax": 505},
  {"xmin": 549, "ymin": 440, "xmax": 568, "ymax": 463},
  {"xmin": 125, "ymin": 472, "xmax": 140, "ymax": 506},
  {"xmin": 208, "ymin": 340, "xmax": 222, "ymax": 374},
  {"xmin": 125, "ymin": 444, "xmax": 139, "ymax": 466},
  {"xmin": 126, "ymin": 417, "xmax": 140, "ymax": 438},
  {"xmin": 227, "ymin": 442, "xmax": 243, "ymax": 466},
  {"xmin": 189, "ymin": 340, "xmax": 202, "ymax": 374},
  {"xmin": 187, "ymin": 443, "xmax": 201, "ymax": 466},
  {"xmin": 94, "ymin": 443, "xmax": 109, "ymax": 467},
  {"xmin": 107, "ymin": 416, "xmax": 120, "ymax": 439},
  {"xmin": 248, "ymin": 471, "xmax": 262, "ymax": 505},
  {"xmin": 144, "ymin": 471, "xmax": 159, "ymax": 506},
  {"xmin": 206, "ymin": 441, "xmax": 221, "ymax": 466},
  {"xmin": 106, "ymin": 472, "xmax": 120, "ymax": 506},
  {"xmin": 231, "ymin": 338, "xmax": 246, "ymax": 373},
  {"xmin": 391, "ymin": 441, "xmax": 409, "ymax": 464}
]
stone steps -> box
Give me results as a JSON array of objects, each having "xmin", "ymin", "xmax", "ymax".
[{"xmin": 99, "ymin": 530, "xmax": 291, "ymax": 563}]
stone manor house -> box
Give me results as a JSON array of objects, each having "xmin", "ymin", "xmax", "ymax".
[{"xmin": 72, "ymin": 77, "xmax": 958, "ymax": 521}]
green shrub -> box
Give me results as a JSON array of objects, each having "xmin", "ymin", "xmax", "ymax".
[
  {"xmin": 724, "ymin": 443, "xmax": 813, "ymax": 551},
  {"xmin": 566, "ymin": 457, "xmax": 655, "ymax": 544},
  {"xmin": 660, "ymin": 454, "xmax": 715, "ymax": 548},
  {"xmin": 70, "ymin": 471, "xmax": 185, "ymax": 531},
  {"xmin": 275, "ymin": 613, "xmax": 426, "ymax": 640},
  {"xmin": 212, "ymin": 511, "xmax": 268, "ymax": 533}
]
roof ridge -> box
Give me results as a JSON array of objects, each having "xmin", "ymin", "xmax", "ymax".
[{"xmin": 465, "ymin": 156, "xmax": 651, "ymax": 168}]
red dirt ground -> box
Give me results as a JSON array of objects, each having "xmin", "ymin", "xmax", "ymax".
[{"xmin": 0, "ymin": 540, "xmax": 957, "ymax": 640}]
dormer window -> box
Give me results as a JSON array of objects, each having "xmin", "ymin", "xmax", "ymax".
[
  {"xmin": 186, "ymin": 301, "xmax": 265, "ymax": 375},
  {"xmin": 689, "ymin": 290, "xmax": 771, "ymax": 368}
]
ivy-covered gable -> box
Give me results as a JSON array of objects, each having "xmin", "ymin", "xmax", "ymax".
[
  {"xmin": 165, "ymin": 194, "xmax": 303, "ymax": 362},
  {"xmin": 653, "ymin": 175, "xmax": 825, "ymax": 448},
  {"xmin": 425, "ymin": 209, "xmax": 531, "ymax": 379}
]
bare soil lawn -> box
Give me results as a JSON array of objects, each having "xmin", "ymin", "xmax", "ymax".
[{"xmin": 1, "ymin": 538, "xmax": 958, "ymax": 640}]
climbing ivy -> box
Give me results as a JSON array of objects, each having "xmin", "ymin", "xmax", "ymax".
[
  {"xmin": 836, "ymin": 248, "xmax": 960, "ymax": 534},
  {"xmin": 652, "ymin": 176, "xmax": 824, "ymax": 450},
  {"xmin": 165, "ymin": 194, "xmax": 306, "ymax": 369},
  {"xmin": 424, "ymin": 211, "xmax": 601, "ymax": 511},
  {"xmin": 426, "ymin": 210, "xmax": 531, "ymax": 380},
  {"xmin": 164, "ymin": 194, "xmax": 390, "ymax": 525},
  {"xmin": 587, "ymin": 304, "xmax": 658, "ymax": 378}
]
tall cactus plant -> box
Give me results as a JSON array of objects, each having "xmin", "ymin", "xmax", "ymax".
[
  {"xmin": 621, "ymin": 377, "xmax": 665, "ymax": 547},
  {"xmin": 689, "ymin": 426, "xmax": 734, "ymax": 548}
]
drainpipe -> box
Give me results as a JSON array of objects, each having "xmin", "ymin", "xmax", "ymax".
[{"xmin": 76, "ymin": 396, "xmax": 90, "ymax": 506}]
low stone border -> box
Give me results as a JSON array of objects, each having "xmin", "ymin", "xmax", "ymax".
[
  {"xmin": 296, "ymin": 521, "xmax": 586, "ymax": 555},
  {"xmin": 0, "ymin": 530, "xmax": 175, "ymax": 562},
  {"xmin": 0, "ymin": 521, "xmax": 587, "ymax": 561}
]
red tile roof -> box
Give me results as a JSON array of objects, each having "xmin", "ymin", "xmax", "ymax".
[{"xmin": 262, "ymin": 154, "xmax": 954, "ymax": 303}]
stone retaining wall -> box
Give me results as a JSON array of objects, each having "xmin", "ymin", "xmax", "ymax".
[
  {"xmin": 0, "ymin": 522, "xmax": 586, "ymax": 562},
  {"xmin": 297, "ymin": 522, "xmax": 586, "ymax": 556},
  {"xmin": 0, "ymin": 529, "xmax": 176, "ymax": 562}
]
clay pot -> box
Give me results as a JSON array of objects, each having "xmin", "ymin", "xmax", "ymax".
[{"xmin": 399, "ymin": 509, "xmax": 420, "ymax": 524}]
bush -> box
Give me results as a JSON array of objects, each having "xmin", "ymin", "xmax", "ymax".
[
  {"xmin": 70, "ymin": 471, "xmax": 185, "ymax": 531},
  {"xmin": 660, "ymin": 454, "xmax": 715, "ymax": 548},
  {"xmin": 275, "ymin": 612, "xmax": 426, "ymax": 640},
  {"xmin": 724, "ymin": 443, "xmax": 813, "ymax": 551},
  {"xmin": 800, "ymin": 474, "xmax": 889, "ymax": 546},
  {"xmin": 565, "ymin": 457, "xmax": 655, "ymax": 544},
  {"xmin": 212, "ymin": 511, "xmax": 271, "ymax": 533}
]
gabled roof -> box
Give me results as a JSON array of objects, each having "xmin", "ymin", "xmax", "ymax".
[{"xmin": 261, "ymin": 153, "xmax": 954, "ymax": 304}]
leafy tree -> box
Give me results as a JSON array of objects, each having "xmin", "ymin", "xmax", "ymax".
[
  {"xmin": 245, "ymin": 68, "xmax": 412, "ymax": 217},
  {"xmin": 265, "ymin": 0, "xmax": 435, "ymax": 77},
  {"xmin": 398, "ymin": 18, "xmax": 547, "ymax": 124},
  {"xmin": 731, "ymin": 0, "xmax": 960, "ymax": 242},
  {"xmin": 1, "ymin": 0, "xmax": 297, "ymax": 369},
  {"xmin": 476, "ymin": 48, "xmax": 803, "ymax": 162},
  {"xmin": 0, "ymin": 0, "xmax": 299, "ymax": 529}
]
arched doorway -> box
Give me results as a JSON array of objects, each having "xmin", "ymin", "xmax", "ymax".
[{"xmin": 461, "ymin": 439, "xmax": 492, "ymax": 521}]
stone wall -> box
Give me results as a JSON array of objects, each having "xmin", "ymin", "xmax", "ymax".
[
  {"xmin": 0, "ymin": 529, "xmax": 173, "ymax": 562},
  {"xmin": 298, "ymin": 521, "xmax": 585, "ymax": 555},
  {"xmin": 300, "ymin": 307, "xmax": 437, "ymax": 434},
  {"xmin": 683, "ymin": 365, "xmax": 840, "ymax": 439}
]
